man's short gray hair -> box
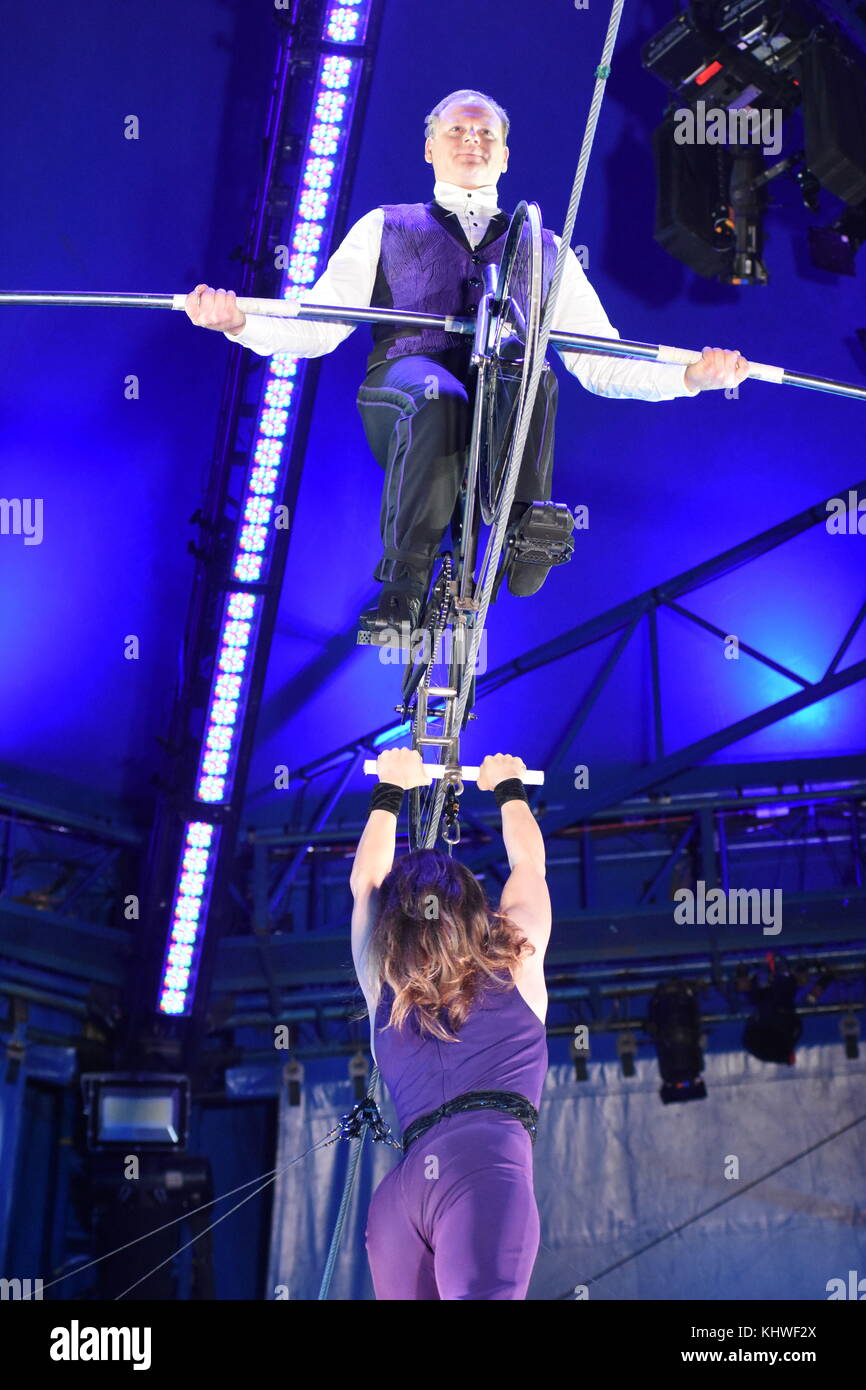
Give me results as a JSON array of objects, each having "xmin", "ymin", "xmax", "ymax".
[{"xmin": 424, "ymin": 90, "xmax": 510, "ymax": 143}]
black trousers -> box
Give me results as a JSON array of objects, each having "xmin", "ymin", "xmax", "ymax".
[{"xmin": 356, "ymin": 346, "xmax": 558, "ymax": 589}]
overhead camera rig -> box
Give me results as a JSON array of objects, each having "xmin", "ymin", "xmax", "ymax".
[{"xmin": 642, "ymin": 0, "xmax": 866, "ymax": 282}]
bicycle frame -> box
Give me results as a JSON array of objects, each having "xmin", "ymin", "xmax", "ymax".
[
  {"xmin": 412, "ymin": 275, "xmax": 500, "ymax": 832},
  {"xmin": 407, "ymin": 262, "xmax": 519, "ymax": 732}
]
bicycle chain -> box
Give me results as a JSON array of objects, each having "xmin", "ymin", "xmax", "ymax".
[{"xmin": 425, "ymin": 552, "xmax": 452, "ymax": 679}]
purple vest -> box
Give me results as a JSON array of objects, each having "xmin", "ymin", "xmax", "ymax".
[
  {"xmin": 373, "ymin": 973, "xmax": 548, "ymax": 1134},
  {"xmin": 366, "ymin": 201, "xmax": 557, "ymax": 372}
]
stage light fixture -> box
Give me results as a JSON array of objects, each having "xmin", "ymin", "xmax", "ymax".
[
  {"xmin": 799, "ymin": 36, "xmax": 866, "ymax": 206},
  {"xmin": 284, "ymin": 1058, "xmax": 304, "ymax": 1107},
  {"xmin": 643, "ymin": 1, "xmax": 866, "ymax": 283},
  {"xmin": 840, "ymin": 1014, "xmax": 860, "ymax": 1059},
  {"xmin": 807, "ymin": 200, "xmax": 866, "ymax": 274},
  {"xmin": 571, "ymin": 1026, "xmax": 591, "ymax": 1081},
  {"xmin": 642, "ymin": 0, "xmax": 807, "ymax": 115},
  {"xmin": 617, "ymin": 1030, "xmax": 638, "ymax": 1077},
  {"xmin": 743, "ymin": 965, "xmax": 802, "ymax": 1063},
  {"xmin": 651, "ymin": 111, "xmax": 772, "ymax": 283},
  {"xmin": 646, "ymin": 981, "xmax": 707, "ymax": 1103},
  {"xmin": 652, "ymin": 112, "xmax": 737, "ymax": 278},
  {"xmin": 81, "ymin": 1074, "xmax": 190, "ymax": 1150}
]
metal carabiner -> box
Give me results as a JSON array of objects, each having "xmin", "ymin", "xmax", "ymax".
[
  {"xmin": 443, "ymin": 814, "xmax": 461, "ymax": 846},
  {"xmin": 442, "ymin": 778, "xmax": 463, "ymax": 845}
]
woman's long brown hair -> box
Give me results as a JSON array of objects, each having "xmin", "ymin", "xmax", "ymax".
[{"xmin": 366, "ymin": 848, "xmax": 534, "ymax": 1042}]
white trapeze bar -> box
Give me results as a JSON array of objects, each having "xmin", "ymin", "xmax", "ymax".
[{"xmin": 362, "ymin": 760, "xmax": 544, "ymax": 785}]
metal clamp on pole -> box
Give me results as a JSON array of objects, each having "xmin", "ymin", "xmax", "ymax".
[{"xmin": 470, "ymin": 284, "xmax": 493, "ymax": 368}]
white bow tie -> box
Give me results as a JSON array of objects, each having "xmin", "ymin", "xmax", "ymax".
[{"xmin": 433, "ymin": 180, "xmax": 501, "ymax": 218}]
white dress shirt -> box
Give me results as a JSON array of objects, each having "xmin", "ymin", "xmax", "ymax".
[{"xmin": 224, "ymin": 180, "xmax": 700, "ymax": 401}]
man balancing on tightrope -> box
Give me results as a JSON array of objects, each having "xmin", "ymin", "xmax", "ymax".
[{"xmin": 186, "ymin": 88, "xmax": 750, "ymax": 632}]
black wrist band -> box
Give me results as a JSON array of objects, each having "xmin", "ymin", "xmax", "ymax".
[
  {"xmin": 370, "ymin": 781, "xmax": 405, "ymax": 817},
  {"xmin": 494, "ymin": 777, "xmax": 529, "ymax": 808}
]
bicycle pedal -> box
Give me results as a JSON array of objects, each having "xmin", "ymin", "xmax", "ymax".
[
  {"xmin": 357, "ymin": 627, "xmax": 399, "ymax": 648},
  {"xmin": 356, "ymin": 620, "xmax": 421, "ymax": 650},
  {"xmin": 509, "ymin": 505, "xmax": 575, "ymax": 564},
  {"xmin": 493, "ymin": 502, "xmax": 576, "ymax": 600}
]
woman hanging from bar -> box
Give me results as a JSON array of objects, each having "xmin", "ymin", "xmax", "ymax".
[{"xmin": 349, "ymin": 746, "xmax": 550, "ymax": 1299}]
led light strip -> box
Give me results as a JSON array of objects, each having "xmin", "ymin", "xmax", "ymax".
[
  {"xmin": 159, "ymin": 821, "xmax": 221, "ymax": 1015},
  {"xmin": 158, "ymin": 0, "xmax": 372, "ymax": 1014},
  {"xmin": 325, "ymin": 0, "xmax": 368, "ymax": 45}
]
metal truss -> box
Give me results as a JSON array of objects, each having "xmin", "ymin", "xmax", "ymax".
[
  {"xmin": 279, "ymin": 477, "xmax": 866, "ymax": 864},
  {"xmin": 0, "ymin": 792, "xmax": 137, "ymax": 1041},
  {"xmin": 203, "ymin": 933, "xmax": 866, "ymax": 1062}
]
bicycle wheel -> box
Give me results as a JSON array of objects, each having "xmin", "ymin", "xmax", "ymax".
[{"xmin": 478, "ymin": 201, "xmax": 544, "ymax": 526}]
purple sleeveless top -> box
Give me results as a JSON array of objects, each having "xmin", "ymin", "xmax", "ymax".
[{"xmin": 373, "ymin": 973, "xmax": 548, "ymax": 1134}]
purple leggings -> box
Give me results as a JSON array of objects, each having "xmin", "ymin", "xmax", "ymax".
[{"xmin": 365, "ymin": 1111, "xmax": 540, "ymax": 1300}]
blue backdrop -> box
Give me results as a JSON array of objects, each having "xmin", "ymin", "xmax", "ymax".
[{"xmin": 1, "ymin": 0, "xmax": 864, "ymax": 825}]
